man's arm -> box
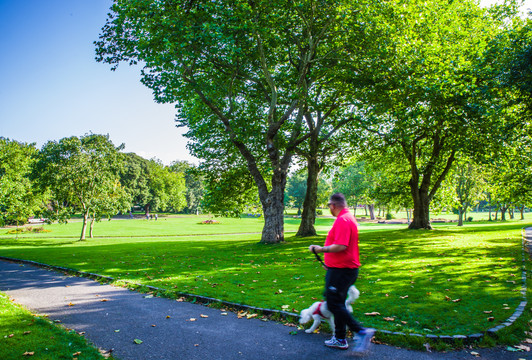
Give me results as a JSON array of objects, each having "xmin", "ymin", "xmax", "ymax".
[{"xmin": 309, "ymin": 244, "xmax": 347, "ymax": 253}]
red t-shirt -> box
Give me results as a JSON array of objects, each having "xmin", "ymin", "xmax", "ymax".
[{"xmin": 323, "ymin": 208, "xmax": 360, "ymax": 269}]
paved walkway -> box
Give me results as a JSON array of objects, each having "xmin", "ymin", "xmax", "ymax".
[{"xmin": 1, "ymin": 260, "xmax": 530, "ymax": 360}]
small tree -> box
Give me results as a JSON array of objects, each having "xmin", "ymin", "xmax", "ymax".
[
  {"xmin": 34, "ymin": 134, "xmax": 129, "ymax": 240},
  {"xmin": 285, "ymin": 172, "xmax": 307, "ymax": 215}
]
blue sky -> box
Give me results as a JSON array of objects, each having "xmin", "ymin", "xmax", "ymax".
[
  {"xmin": 0, "ymin": 0, "xmax": 530, "ymax": 166},
  {"xmin": 0, "ymin": 0, "xmax": 195, "ymax": 165}
]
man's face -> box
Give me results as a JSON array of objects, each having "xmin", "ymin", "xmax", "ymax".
[{"xmin": 328, "ymin": 202, "xmax": 336, "ymax": 216}]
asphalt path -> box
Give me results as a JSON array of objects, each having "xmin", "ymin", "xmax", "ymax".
[{"xmin": 0, "ymin": 259, "xmax": 530, "ymax": 360}]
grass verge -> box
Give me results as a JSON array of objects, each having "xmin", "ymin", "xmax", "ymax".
[{"xmin": 0, "ymin": 291, "xmax": 113, "ymax": 359}]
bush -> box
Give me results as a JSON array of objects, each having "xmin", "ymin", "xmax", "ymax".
[
  {"xmin": 316, "ymin": 209, "xmax": 323, "ymax": 215},
  {"xmin": 7, "ymin": 226, "xmax": 51, "ymax": 234},
  {"xmin": 467, "ymin": 216, "xmax": 473, "ymax": 222},
  {"xmin": 386, "ymin": 213, "xmax": 393, "ymax": 220}
]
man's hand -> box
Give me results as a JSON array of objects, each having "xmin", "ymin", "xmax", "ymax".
[{"xmin": 309, "ymin": 245, "xmax": 323, "ymax": 253}]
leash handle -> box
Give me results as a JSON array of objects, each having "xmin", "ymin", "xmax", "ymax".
[{"xmin": 312, "ymin": 247, "xmax": 328, "ymax": 269}]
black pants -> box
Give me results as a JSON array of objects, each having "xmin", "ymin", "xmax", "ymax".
[{"xmin": 325, "ymin": 267, "xmax": 363, "ymax": 339}]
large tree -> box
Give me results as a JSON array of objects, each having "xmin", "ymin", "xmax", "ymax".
[
  {"xmin": 356, "ymin": 0, "xmax": 517, "ymax": 229},
  {"xmin": 34, "ymin": 134, "xmax": 129, "ymax": 240},
  {"xmin": 95, "ymin": 0, "xmax": 380, "ymax": 243}
]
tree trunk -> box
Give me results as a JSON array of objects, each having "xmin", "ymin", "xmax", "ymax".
[
  {"xmin": 458, "ymin": 208, "xmax": 464, "ymax": 226},
  {"xmin": 520, "ymin": 205, "xmax": 525, "ymax": 220},
  {"xmin": 89, "ymin": 216, "xmax": 95, "ymax": 238},
  {"xmin": 297, "ymin": 156, "xmax": 319, "ymax": 237},
  {"xmin": 501, "ymin": 205, "xmax": 508, "ymax": 221},
  {"xmin": 408, "ymin": 178, "xmax": 432, "ymax": 230},
  {"xmin": 80, "ymin": 211, "xmax": 88, "ymax": 240},
  {"xmin": 368, "ymin": 204, "xmax": 376, "ymax": 220},
  {"xmin": 260, "ymin": 184, "xmax": 285, "ymax": 244}
]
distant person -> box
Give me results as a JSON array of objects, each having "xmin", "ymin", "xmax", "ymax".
[
  {"xmin": 155, "ymin": 214, "xmax": 158, "ymax": 220},
  {"xmin": 129, "ymin": 211, "xmax": 133, "ymax": 219},
  {"xmin": 146, "ymin": 214, "xmax": 150, "ymax": 221},
  {"xmin": 308, "ymin": 193, "xmax": 375, "ymax": 353}
]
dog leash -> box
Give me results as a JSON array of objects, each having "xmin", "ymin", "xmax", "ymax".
[{"xmin": 312, "ymin": 248, "xmax": 328, "ymax": 269}]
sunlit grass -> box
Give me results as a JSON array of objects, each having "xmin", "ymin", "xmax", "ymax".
[{"xmin": 0, "ymin": 217, "xmax": 529, "ymax": 339}]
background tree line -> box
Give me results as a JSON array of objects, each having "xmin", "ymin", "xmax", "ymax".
[{"xmin": 0, "ymin": 134, "xmax": 198, "ymax": 240}]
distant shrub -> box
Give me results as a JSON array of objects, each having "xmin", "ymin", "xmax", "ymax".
[
  {"xmin": 199, "ymin": 219, "xmax": 220, "ymax": 224},
  {"xmin": 7, "ymin": 226, "xmax": 51, "ymax": 234},
  {"xmin": 386, "ymin": 213, "xmax": 393, "ymax": 220},
  {"xmin": 467, "ymin": 216, "xmax": 473, "ymax": 222}
]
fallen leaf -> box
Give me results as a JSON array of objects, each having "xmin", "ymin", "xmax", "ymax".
[
  {"xmin": 364, "ymin": 312, "xmax": 381, "ymax": 316},
  {"xmin": 200, "ymin": 314, "xmax": 208, "ymax": 318},
  {"xmin": 73, "ymin": 352, "xmax": 82, "ymax": 356},
  {"xmin": 22, "ymin": 351, "xmax": 34, "ymax": 356},
  {"xmin": 221, "ymin": 312, "xmax": 228, "ymax": 316},
  {"xmin": 484, "ymin": 310, "xmax": 493, "ymax": 314},
  {"xmin": 8, "ymin": 334, "xmax": 14, "ymax": 338},
  {"xmin": 289, "ymin": 330, "xmax": 298, "ymax": 335},
  {"xmin": 452, "ymin": 299, "xmax": 461, "ymax": 303},
  {"xmin": 100, "ymin": 299, "xmax": 109, "ymax": 302},
  {"xmin": 143, "ymin": 295, "xmax": 153, "ymax": 299},
  {"xmin": 23, "ymin": 331, "xmax": 31, "ymax": 335},
  {"xmin": 400, "ymin": 295, "xmax": 409, "ymax": 299},
  {"xmin": 246, "ymin": 314, "xmax": 258, "ymax": 319},
  {"xmin": 471, "ymin": 351, "xmax": 480, "ymax": 357},
  {"xmin": 188, "ymin": 318, "xmax": 197, "ymax": 322},
  {"xmin": 166, "ymin": 315, "xmax": 171, "ymax": 319},
  {"xmin": 67, "ymin": 302, "xmax": 75, "ymax": 307},
  {"xmin": 114, "ymin": 330, "xmax": 120, "ymax": 333},
  {"xmin": 488, "ymin": 317, "xmax": 495, "ymax": 322},
  {"xmin": 383, "ymin": 317, "xmax": 395, "ymax": 322},
  {"xmin": 133, "ymin": 339, "xmax": 143, "ymax": 344}
]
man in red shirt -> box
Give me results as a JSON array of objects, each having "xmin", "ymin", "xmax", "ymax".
[{"xmin": 309, "ymin": 193, "xmax": 374, "ymax": 353}]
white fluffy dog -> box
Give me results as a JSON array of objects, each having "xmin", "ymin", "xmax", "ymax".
[{"xmin": 299, "ymin": 285, "xmax": 360, "ymax": 335}]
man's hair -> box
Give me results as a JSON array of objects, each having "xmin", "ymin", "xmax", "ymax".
[{"xmin": 330, "ymin": 193, "xmax": 347, "ymax": 208}]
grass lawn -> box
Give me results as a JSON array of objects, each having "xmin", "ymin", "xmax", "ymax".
[
  {"xmin": 0, "ymin": 291, "xmax": 111, "ymax": 359},
  {"xmin": 1, "ymin": 215, "xmax": 531, "ymax": 350}
]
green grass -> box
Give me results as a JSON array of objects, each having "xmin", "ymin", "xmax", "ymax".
[
  {"xmin": 0, "ymin": 291, "xmax": 111, "ymax": 359},
  {"xmin": 1, "ymin": 216, "xmax": 530, "ymax": 350}
]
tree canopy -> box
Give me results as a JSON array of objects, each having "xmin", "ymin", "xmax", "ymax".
[{"xmin": 95, "ymin": 0, "xmax": 391, "ymax": 243}]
